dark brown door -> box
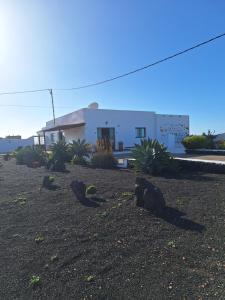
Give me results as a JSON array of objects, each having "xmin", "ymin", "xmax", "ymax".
[{"xmin": 97, "ymin": 128, "xmax": 115, "ymax": 150}]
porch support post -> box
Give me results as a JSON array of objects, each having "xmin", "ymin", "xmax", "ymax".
[{"xmin": 43, "ymin": 131, "xmax": 47, "ymax": 151}]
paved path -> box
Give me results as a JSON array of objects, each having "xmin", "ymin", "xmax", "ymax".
[{"xmin": 175, "ymin": 157, "xmax": 225, "ymax": 165}]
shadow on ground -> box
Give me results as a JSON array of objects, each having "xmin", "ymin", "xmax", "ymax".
[
  {"xmin": 136, "ymin": 177, "xmax": 206, "ymax": 233},
  {"xmin": 46, "ymin": 184, "xmax": 60, "ymax": 191},
  {"xmin": 163, "ymin": 172, "xmax": 216, "ymax": 182},
  {"xmin": 77, "ymin": 196, "xmax": 106, "ymax": 207},
  {"xmin": 76, "ymin": 197, "xmax": 100, "ymax": 207},
  {"xmin": 153, "ymin": 207, "xmax": 205, "ymax": 233}
]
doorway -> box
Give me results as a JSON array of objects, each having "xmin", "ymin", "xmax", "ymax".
[{"xmin": 97, "ymin": 127, "xmax": 115, "ymax": 150}]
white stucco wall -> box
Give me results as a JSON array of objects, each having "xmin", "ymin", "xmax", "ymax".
[
  {"xmin": 44, "ymin": 127, "xmax": 85, "ymax": 146},
  {"xmin": 0, "ymin": 137, "xmax": 34, "ymax": 154},
  {"xmin": 84, "ymin": 109, "xmax": 156, "ymax": 149},
  {"xmin": 64, "ymin": 126, "xmax": 85, "ymax": 143},
  {"xmin": 156, "ymin": 114, "xmax": 189, "ymax": 153}
]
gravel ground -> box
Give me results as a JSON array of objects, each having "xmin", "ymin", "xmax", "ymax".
[{"xmin": 1, "ymin": 157, "xmax": 225, "ymax": 299}]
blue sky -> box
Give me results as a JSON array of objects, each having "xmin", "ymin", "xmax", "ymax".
[{"xmin": 0, "ymin": 0, "xmax": 225, "ymax": 137}]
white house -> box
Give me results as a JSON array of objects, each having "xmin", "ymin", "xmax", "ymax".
[{"xmin": 39, "ymin": 103, "xmax": 189, "ymax": 153}]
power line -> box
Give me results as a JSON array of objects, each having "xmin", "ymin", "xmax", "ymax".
[
  {"xmin": 57, "ymin": 32, "xmax": 225, "ymax": 91},
  {"xmin": 0, "ymin": 31, "xmax": 225, "ymax": 96},
  {"xmin": 0, "ymin": 88, "xmax": 49, "ymax": 96}
]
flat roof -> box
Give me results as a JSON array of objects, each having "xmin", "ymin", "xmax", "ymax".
[{"xmin": 42, "ymin": 122, "xmax": 85, "ymax": 132}]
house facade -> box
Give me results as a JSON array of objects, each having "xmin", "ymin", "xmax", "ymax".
[{"xmin": 39, "ymin": 104, "xmax": 189, "ymax": 153}]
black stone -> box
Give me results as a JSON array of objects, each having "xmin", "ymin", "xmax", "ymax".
[
  {"xmin": 134, "ymin": 177, "xmax": 166, "ymax": 213},
  {"xmin": 70, "ymin": 180, "xmax": 86, "ymax": 201}
]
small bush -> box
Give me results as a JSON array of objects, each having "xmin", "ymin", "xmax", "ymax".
[
  {"xmin": 86, "ymin": 185, "xmax": 97, "ymax": 195},
  {"xmin": 50, "ymin": 254, "xmax": 58, "ymax": 262},
  {"xmin": 215, "ymin": 140, "xmax": 225, "ymax": 150},
  {"xmin": 182, "ymin": 135, "xmax": 213, "ymax": 149},
  {"xmin": 16, "ymin": 146, "xmax": 46, "ymax": 167},
  {"xmin": 30, "ymin": 275, "xmax": 41, "ymax": 286},
  {"xmin": 96, "ymin": 138, "xmax": 112, "ymax": 152},
  {"xmin": 84, "ymin": 275, "xmax": 95, "ymax": 282},
  {"xmin": 71, "ymin": 156, "xmax": 87, "ymax": 166},
  {"xmin": 42, "ymin": 176, "xmax": 55, "ymax": 189},
  {"xmin": 35, "ymin": 234, "xmax": 45, "ymax": 243},
  {"xmin": 91, "ymin": 152, "xmax": 117, "ymax": 169}
]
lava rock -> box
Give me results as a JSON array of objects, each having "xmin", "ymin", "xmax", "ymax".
[
  {"xmin": 42, "ymin": 176, "xmax": 55, "ymax": 189},
  {"xmin": 70, "ymin": 180, "xmax": 86, "ymax": 200},
  {"xmin": 46, "ymin": 159, "xmax": 66, "ymax": 172},
  {"xmin": 134, "ymin": 177, "xmax": 166, "ymax": 213}
]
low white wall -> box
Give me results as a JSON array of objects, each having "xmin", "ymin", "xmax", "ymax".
[{"xmin": 0, "ymin": 137, "xmax": 34, "ymax": 154}]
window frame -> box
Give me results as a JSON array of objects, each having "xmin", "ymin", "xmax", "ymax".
[{"xmin": 135, "ymin": 127, "xmax": 146, "ymax": 138}]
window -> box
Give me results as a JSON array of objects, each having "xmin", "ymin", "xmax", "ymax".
[
  {"xmin": 50, "ymin": 133, "xmax": 55, "ymax": 143},
  {"xmin": 135, "ymin": 127, "xmax": 146, "ymax": 138}
]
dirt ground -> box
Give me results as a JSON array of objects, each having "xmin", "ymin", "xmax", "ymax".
[{"xmin": 1, "ymin": 158, "xmax": 225, "ymax": 299}]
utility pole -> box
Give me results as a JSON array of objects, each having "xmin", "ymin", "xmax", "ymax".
[{"xmin": 49, "ymin": 89, "xmax": 56, "ymax": 125}]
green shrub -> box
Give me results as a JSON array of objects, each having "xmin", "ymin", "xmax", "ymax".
[
  {"xmin": 215, "ymin": 140, "xmax": 225, "ymax": 150},
  {"xmin": 35, "ymin": 234, "xmax": 45, "ymax": 243},
  {"xmin": 50, "ymin": 141, "xmax": 69, "ymax": 162},
  {"xmin": 86, "ymin": 185, "xmax": 97, "ymax": 195},
  {"xmin": 42, "ymin": 176, "xmax": 55, "ymax": 189},
  {"xmin": 30, "ymin": 275, "xmax": 41, "ymax": 286},
  {"xmin": 132, "ymin": 139, "xmax": 177, "ymax": 175},
  {"xmin": 91, "ymin": 152, "xmax": 117, "ymax": 169},
  {"xmin": 182, "ymin": 135, "xmax": 213, "ymax": 149},
  {"xmin": 71, "ymin": 156, "xmax": 87, "ymax": 166},
  {"xmin": 69, "ymin": 139, "xmax": 91, "ymax": 165},
  {"xmin": 47, "ymin": 141, "xmax": 69, "ymax": 171},
  {"xmin": 16, "ymin": 146, "xmax": 46, "ymax": 167},
  {"xmin": 11, "ymin": 146, "xmax": 23, "ymax": 158}
]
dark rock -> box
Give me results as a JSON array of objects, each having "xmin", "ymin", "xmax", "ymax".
[
  {"xmin": 70, "ymin": 180, "xmax": 86, "ymax": 200},
  {"xmin": 47, "ymin": 159, "xmax": 66, "ymax": 172},
  {"xmin": 134, "ymin": 184, "xmax": 145, "ymax": 207},
  {"xmin": 134, "ymin": 177, "xmax": 166, "ymax": 213},
  {"xmin": 42, "ymin": 176, "xmax": 53, "ymax": 189}
]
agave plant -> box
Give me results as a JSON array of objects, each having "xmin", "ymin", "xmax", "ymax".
[
  {"xmin": 69, "ymin": 139, "xmax": 91, "ymax": 165},
  {"xmin": 50, "ymin": 141, "xmax": 69, "ymax": 162},
  {"xmin": 46, "ymin": 141, "xmax": 69, "ymax": 171},
  {"xmin": 132, "ymin": 139, "xmax": 176, "ymax": 175}
]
